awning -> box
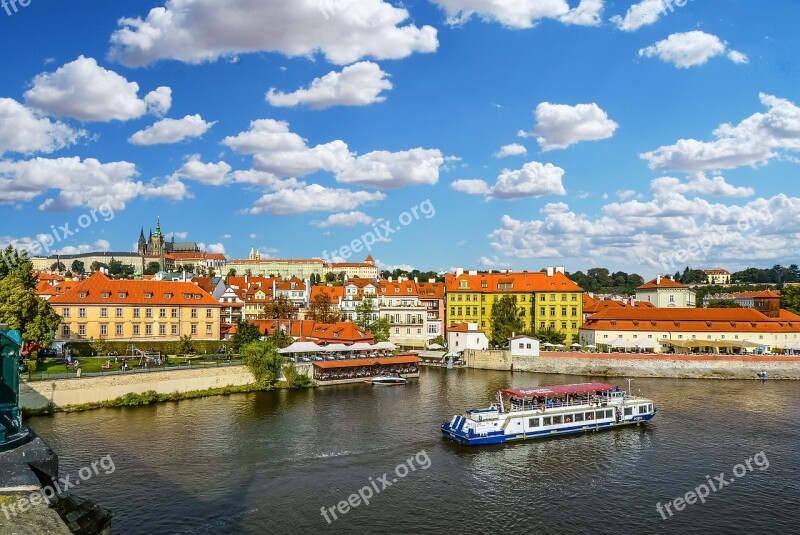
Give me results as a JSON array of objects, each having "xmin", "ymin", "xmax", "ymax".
[
  {"xmin": 417, "ymin": 351, "xmax": 446, "ymax": 361},
  {"xmin": 313, "ymin": 355, "xmax": 420, "ymax": 369},
  {"xmin": 502, "ymin": 383, "xmax": 616, "ymax": 399},
  {"xmin": 665, "ymin": 339, "xmax": 757, "ymax": 349},
  {"xmin": 634, "ymin": 339, "xmax": 661, "ymax": 349}
]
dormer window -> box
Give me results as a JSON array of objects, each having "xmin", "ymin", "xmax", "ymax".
[
  {"xmin": 144, "ymin": 293, "xmax": 153, "ymax": 299},
  {"xmin": 164, "ymin": 293, "xmax": 173, "ymax": 300},
  {"xmin": 101, "ymin": 292, "xmax": 110, "ymax": 299},
  {"xmin": 184, "ymin": 293, "xmax": 192, "ymax": 299},
  {"xmin": 118, "ymin": 292, "xmax": 127, "ymax": 299},
  {"xmin": 79, "ymin": 292, "xmax": 88, "ymax": 298},
  {"xmin": 194, "ymin": 294, "xmax": 201, "ymax": 300}
]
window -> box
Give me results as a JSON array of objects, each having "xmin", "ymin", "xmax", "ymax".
[
  {"xmin": 571, "ymin": 323, "xmax": 577, "ymax": 329},
  {"xmin": 207, "ymin": 324, "xmax": 213, "ymax": 335},
  {"xmin": 585, "ymin": 412, "xmax": 594, "ymax": 421},
  {"xmin": 62, "ymin": 325, "xmax": 70, "ymax": 337},
  {"xmin": 100, "ymin": 325, "xmax": 107, "ymax": 336},
  {"xmin": 116, "ymin": 308, "xmax": 123, "ymax": 318},
  {"xmin": 146, "ymin": 308, "xmax": 153, "ymax": 318},
  {"xmin": 542, "ymin": 416, "xmax": 552, "ymax": 426},
  {"xmin": 574, "ymin": 413, "xmax": 584, "ymax": 422},
  {"xmin": 79, "ymin": 308, "xmax": 86, "ymax": 318},
  {"xmin": 552, "ymin": 415, "xmax": 563, "ymax": 425},
  {"xmin": 595, "ymin": 410, "xmax": 605, "ymax": 420},
  {"xmin": 481, "ymin": 307, "xmax": 485, "ymax": 315},
  {"xmin": 550, "ymin": 294, "xmax": 556, "ymax": 301},
  {"xmin": 206, "ymin": 309, "xmax": 213, "ymax": 318},
  {"xmin": 639, "ymin": 405, "xmax": 648, "ymax": 414},
  {"xmin": 133, "ymin": 308, "xmax": 140, "ymax": 318},
  {"xmin": 116, "ymin": 324, "xmax": 123, "ymax": 336},
  {"xmin": 191, "ymin": 324, "xmax": 197, "ymax": 335},
  {"xmin": 100, "ymin": 308, "xmax": 108, "ymax": 318},
  {"xmin": 118, "ymin": 292, "xmax": 127, "ymax": 299},
  {"xmin": 624, "ymin": 407, "xmax": 633, "ymax": 416},
  {"xmin": 540, "ymin": 294, "xmax": 545, "ymax": 302},
  {"xmin": 406, "ymin": 328, "xmax": 410, "ymax": 334},
  {"xmin": 78, "ymin": 324, "xmax": 86, "ymax": 336},
  {"xmin": 191, "ymin": 308, "xmax": 198, "ymax": 318},
  {"xmin": 450, "ymin": 307, "xmax": 456, "ymax": 316},
  {"xmin": 145, "ymin": 325, "xmax": 152, "ymax": 335},
  {"xmin": 571, "ymin": 294, "xmax": 577, "ymax": 301},
  {"xmin": 171, "ymin": 324, "xmax": 178, "ymax": 335},
  {"xmin": 133, "ymin": 325, "xmax": 140, "ymax": 336},
  {"xmin": 539, "ymin": 322, "xmax": 545, "ymax": 329},
  {"xmin": 561, "ymin": 294, "xmax": 567, "ymax": 301},
  {"xmin": 101, "ymin": 292, "xmax": 110, "ymax": 299},
  {"xmin": 571, "ymin": 307, "xmax": 577, "ymax": 316},
  {"xmin": 550, "ymin": 307, "xmax": 556, "ymax": 316},
  {"xmin": 528, "ymin": 418, "xmax": 540, "ymax": 427},
  {"xmin": 160, "ymin": 308, "xmax": 167, "ymax": 318},
  {"xmin": 561, "ymin": 322, "xmax": 567, "ymax": 329},
  {"xmin": 172, "ymin": 309, "xmax": 178, "ymax": 318},
  {"xmin": 159, "ymin": 325, "xmax": 166, "ymax": 335},
  {"xmin": 62, "ymin": 308, "xmax": 70, "ymax": 318},
  {"xmin": 561, "ymin": 308, "xmax": 567, "ymax": 317},
  {"xmin": 521, "ymin": 295, "xmax": 526, "ymax": 302}
]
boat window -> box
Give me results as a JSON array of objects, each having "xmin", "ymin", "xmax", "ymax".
[
  {"xmin": 529, "ymin": 418, "xmax": 540, "ymax": 427},
  {"xmin": 585, "ymin": 412, "xmax": 594, "ymax": 421},
  {"xmin": 574, "ymin": 413, "xmax": 584, "ymax": 422},
  {"xmin": 552, "ymin": 415, "xmax": 563, "ymax": 425},
  {"xmin": 639, "ymin": 405, "xmax": 647, "ymax": 414},
  {"xmin": 648, "ymin": 404, "xmax": 653, "ymax": 412},
  {"xmin": 596, "ymin": 410, "xmax": 606, "ymax": 419},
  {"xmin": 606, "ymin": 410, "xmax": 614, "ymax": 418},
  {"xmin": 542, "ymin": 416, "xmax": 552, "ymax": 426},
  {"xmin": 624, "ymin": 407, "xmax": 633, "ymax": 416}
]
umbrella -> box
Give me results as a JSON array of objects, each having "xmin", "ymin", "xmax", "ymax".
[
  {"xmin": 609, "ymin": 337, "xmax": 629, "ymax": 348},
  {"xmin": 570, "ymin": 343, "xmax": 582, "ymax": 348},
  {"xmin": 634, "ymin": 339, "xmax": 660, "ymax": 349},
  {"xmin": 555, "ymin": 344, "xmax": 565, "ymax": 348},
  {"xmin": 374, "ymin": 341, "xmax": 398, "ymax": 350},
  {"xmin": 278, "ymin": 341, "xmax": 322, "ymax": 354},
  {"xmin": 586, "ymin": 344, "xmax": 597, "ymax": 349},
  {"xmin": 348, "ymin": 342, "xmax": 374, "ymax": 352},
  {"xmin": 542, "ymin": 343, "xmax": 555, "ymax": 347},
  {"xmin": 428, "ymin": 343, "xmax": 444, "ymax": 350},
  {"xmin": 323, "ymin": 343, "xmax": 351, "ymax": 352}
]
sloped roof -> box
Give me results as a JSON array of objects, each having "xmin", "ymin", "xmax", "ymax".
[
  {"xmin": 445, "ymin": 271, "xmax": 582, "ymax": 293},
  {"xmin": 582, "ymin": 307, "xmax": 800, "ymax": 333},
  {"xmin": 49, "ymin": 272, "xmax": 219, "ymax": 306},
  {"xmin": 637, "ymin": 276, "xmax": 688, "ymax": 290}
]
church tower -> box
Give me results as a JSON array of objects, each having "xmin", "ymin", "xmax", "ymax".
[{"xmin": 137, "ymin": 227, "xmax": 147, "ymax": 255}]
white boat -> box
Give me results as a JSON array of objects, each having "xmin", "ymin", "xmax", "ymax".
[
  {"xmin": 442, "ymin": 382, "xmax": 658, "ymax": 446},
  {"xmin": 366, "ymin": 372, "xmax": 407, "ymax": 385}
]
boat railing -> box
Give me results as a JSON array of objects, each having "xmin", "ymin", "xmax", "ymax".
[{"xmin": 507, "ymin": 397, "xmax": 597, "ymax": 412}]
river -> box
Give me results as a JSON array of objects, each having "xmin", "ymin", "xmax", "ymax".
[{"xmin": 28, "ymin": 368, "xmax": 800, "ymax": 534}]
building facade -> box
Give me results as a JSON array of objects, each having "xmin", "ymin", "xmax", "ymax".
[
  {"xmin": 445, "ymin": 267, "xmax": 583, "ymax": 343},
  {"xmin": 704, "ymin": 268, "xmax": 731, "ymax": 285},
  {"xmin": 49, "ymin": 273, "xmax": 221, "ymax": 342},
  {"xmin": 446, "ymin": 322, "xmax": 489, "ymax": 352},
  {"xmin": 635, "ymin": 276, "xmax": 696, "ymax": 308},
  {"xmin": 378, "ymin": 279, "xmax": 428, "ymax": 349}
]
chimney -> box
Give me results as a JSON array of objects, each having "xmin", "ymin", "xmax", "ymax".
[
  {"xmin": 546, "ymin": 267, "xmax": 554, "ymax": 277},
  {"xmin": 414, "ymin": 276, "xmax": 418, "ymax": 283},
  {"xmin": 630, "ymin": 297, "xmax": 636, "ymax": 307},
  {"xmin": 245, "ymin": 274, "xmax": 249, "ymax": 285},
  {"xmin": 468, "ymin": 270, "xmax": 478, "ymax": 276},
  {"xmin": 389, "ymin": 276, "xmax": 393, "ymax": 283},
  {"xmin": 555, "ymin": 266, "xmax": 565, "ymax": 274},
  {"xmin": 656, "ymin": 275, "xmax": 661, "ymax": 285},
  {"xmin": 455, "ymin": 267, "xmax": 464, "ymax": 278},
  {"xmin": 429, "ymin": 278, "xmax": 435, "ymax": 284}
]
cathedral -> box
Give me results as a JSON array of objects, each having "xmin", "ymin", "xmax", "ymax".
[{"xmin": 137, "ymin": 218, "xmax": 201, "ymax": 257}]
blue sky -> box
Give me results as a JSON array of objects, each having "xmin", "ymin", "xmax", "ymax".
[{"xmin": 1, "ymin": 0, "xmax": 799, "ymax": 277}]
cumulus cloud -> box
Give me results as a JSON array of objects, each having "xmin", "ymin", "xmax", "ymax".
[
  {"xmin": 477, "ymin": 255, "xmax": 511, "ymax": 268},
  {"xmin": 650, "ymin": 173, "xmax": 755, "ymax": 198},
  {"xmin": 0, "ymin": 157, "xmax": 188, "ymax": 211},
  {"xmin": 451, "ymin": 161, "xmax": 567, "ymax": 200},
  {"xmin": 611, "ymin": 0, "xmax": 670, "ymax": 32},
  {"xmin": 267, "ymin": 62, "xmax": 392, "ymax": 109},
  {"xmin": 494, "ymin": 143, "xmax": 527, "ymax": 158},
  {"xmin": 206, "ymin": 242, "xmax": 226, "ymax": 254},
  {"xmin": 244, "ymin": 184, "xmax": 385, "ymax": 215},
  {"xmin": 639, "ymin": 31, "xmax": 748, "ymax": 69},
  {"xmin": 24, "ymin": 56, "xmax": 171, "ymax": 122},
  {"xmin": 109, "ymin": 0, "xmax": 438, "ymax": 67},
  {"xmin": 641, "ymin": 93, "xmax": 800, "ymax": 172},
  {"xmin": 129, "ymin": 114, "xmax": 215, "ymax": 145},
  {"xmin": 173, "ymin": 155, "xmax": 232, "ymax": 186},
  {"xmin": 520, "ymin": 102, "xmax": 618, "ymax": 151},
  {"xmin": 312, "ymin": 211, "xmax": 375, "ymax": 228},
  {"xmin": 0, "ymin": 98, "xmax": 85, "ymax": 156},
  {"xmin": 223, "ymin": 119, "xmax": 443, "ymax": 188},
  {"xmin": 433, "ymin": 0, "xmax": 604, "ymax": 29}
]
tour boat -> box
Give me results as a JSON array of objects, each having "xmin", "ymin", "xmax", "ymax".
[
  {"xmin": 366, "ymin": 372, "xmax": 408, "ymax": 385},
  {"xmin": 441, "ymin": 382, "xmax": 657, "ymax": 446}
]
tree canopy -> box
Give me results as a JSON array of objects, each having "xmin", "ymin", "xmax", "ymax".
[{"xmin": 489, "ymin": 295, "xmax": 523, "ymax": 347}]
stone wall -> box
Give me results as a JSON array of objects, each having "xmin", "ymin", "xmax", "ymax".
[
  {"xmin": 20, "ymin": 366, "xmax": 257, "ymax": 409},
  {"xmin": 464, "ymin": 349, "xmax": 513, "ymax": 371}
]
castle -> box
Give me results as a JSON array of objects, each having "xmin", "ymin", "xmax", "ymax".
[{"xmin": 137, "ymin": 217, "xmax": 200, "ymax": 257}]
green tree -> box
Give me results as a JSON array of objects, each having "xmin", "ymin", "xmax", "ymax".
[
  {"xmin": 0, "ymin": 248, "xmax": 60, "ymax": 346},
  {"xmin": 144, "ymin": 261, "xmax": 161, "ymax": 276},
  {"xmin": 240, "ymin": 340, "xmax": 284, "ymax": 387},
  {"xmin": 354, "ymin": 300, "xmax": 376, "ymax": 331},
  {"xmin": 705, "ymin": 299, "xmax": 742, "ymax": 308},
  {"xmin": 267, "ymin": 328, "xmax": 294, "ymax": 349},
  {"xmin": 108, "ymin": 259, "xmax": 124, "ymax": 276},
  {"xmin": 264, "ymin": 295, "xmax": 296, "ymax": 319},
  {"xmin": 232, "ymin": 319, "xmax": 262, "ymax": 352},
  {"xmin": 489, "ymin": 295, "xmax": 523, "ymax": 347},
  {"xmin": 370, "ymin": 317, "xmax": 391, "ymax": 343},
  {"xmin": 429, "ymin": 334, "xmax": 446, "ymax": 348},
  {"xmin": 90, "ymin": 261, "xmax": 108, "ymax": 273},
  {"xmin": 307, "ymin": 291, "xmax": 340, "ymax": 324},
  {"xmin": 781, "ymin": 286, "xmax": 800, "ymax": 315},
  {"xmin": 50, "ymin": 261, "xmax": 66, "ymax": 272},
  {"xmin": 325, "ymin": 272, "xmax": 336, "ymax": 284},
  {"xmin": 227, "ymin": 268, "xmax": 237, "ymax": 277},
  {"xmin": 71, "ymin": 260, "xmax": 85, "ymax": 275},
  {"xmin": 177, "ymin": 334, "xmax": 195, "ymax": 355},
  {"xmin": 531, "ymin": 325, "xmax": 567, "ymax": 345}
]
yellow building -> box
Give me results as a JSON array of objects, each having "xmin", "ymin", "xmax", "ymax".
[
  {"xmin": 445, "ymin": 267, "xmax": 583, "ymax": 342},
  {"xmin": 49, "ymin": 272, "xmax": 221, "ymax": 342}
]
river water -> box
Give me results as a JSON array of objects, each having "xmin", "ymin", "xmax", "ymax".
[{"xmin": 28, "ymin": 368, "xmax": 800, "ymax": 534}]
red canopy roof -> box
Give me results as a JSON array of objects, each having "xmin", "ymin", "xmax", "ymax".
[
  {"xmin": 501, "ymin": 383, "xmax": 616, "ymax": 399},
  {"xmin": 313, "ymin": 355, "xmax": 420, "ymax": 369}
]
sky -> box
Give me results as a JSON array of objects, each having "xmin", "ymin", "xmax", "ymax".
[{"xmin": 1, "ymin": 0, "xmax": 799, "ymax": 278}]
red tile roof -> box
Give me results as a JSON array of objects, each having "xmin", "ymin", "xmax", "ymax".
[
  {"xmin": 637, "ymin": 276, "xmax": 688, "ymax": 290},
  {"xmin": 49, "ymin": 272, "xmax": 220, "ymax": 306},
  {"xmin": 582, "ymin": 307, "xmax": 800, "ymax": 333},
  {"xmin": 417, "ymin": 281, "xmax": 445, "ymax": 299},
  {"xmin": 310, "ymin": 286, "xmax": 346, "ymax": 301},
  {"xmin": 251, "ymin": 320, "xmax": 373, "ymax": 344},
  {"xmin": 445, "ymin": 271, "xmax": 582, "ymax": 293}
]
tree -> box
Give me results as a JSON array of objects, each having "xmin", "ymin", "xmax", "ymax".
[
  {"xmin": 264, "ymin": 295, "xmax": 296, "ymax": 319},
  {"xmin": 489, "ymin": 295, "xmax": 523, "ymax": 347},
  {"xmin": 71, "ymin": 260, "xmax": 85, "ymax": 275},
  {"xmin": 781, "ymin": 286, "xmax": 800, "ymax": 315},
  {"xmin": 370, "ymin": 317, "xmax": 391, "ymax": 343},
  {"xmin": 90, "ymin": 261, "xmax": 108, "ymax": 273},
  {"xmin": 531, "ymin": 325, "xmax": 566, "ymax": 345},
  {"xmin": 177, "ymin": 335, "xmax": 195, "ymax": 355},
  {"xmin": 0, "ymin": 248, "xmax": 60, "ymax": 346},
  {"xmin": 50, "ymin": 261, "xmax": 66, "ymax": 272},
  {"xmin": 227, "ymin": 268, "xmax": 237, "ymax": 277},
  {"xmin": 241, "ymin": 340, "xmax": 284, "ymax": 387},
  {"xmin": 267, "ymin": 328, "xmax": 294, "ymax": 349},
  {"xmin": 232, "ymin": 319, "xmax": 262, "ymax": 352},
  {"xmin": 354, "ymin": 300, "xmax": 376, "ymax": 331},
  {"xmin": 325, "ymin": 272, "xmax": 336, "ymax": 284},
  {"xmin": 144, "ymin": 261, "xmax": 161, "ymax": 276},
  {"xmin": 429, "ymin": 334, "xmax": 446, "ymax": 348},
  {"xmin": 307, "ymin": 292, "xmax": 340, "ymax": 324},
  {"xmin": 108, "ymin": 259, "xmax": 124, "ymax": 276},
  {"xmin": 705, "ymin": 299, "xmax": 742, "ymax": 308}
]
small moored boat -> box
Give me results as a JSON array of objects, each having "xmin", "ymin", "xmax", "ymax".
[
  {"xmin": 441, "ymin": 382, "xmax": 658, "ymax": 446},
  {"xmin": 366, "ymin": 372, "xmax": 407, "ymax": 385}
]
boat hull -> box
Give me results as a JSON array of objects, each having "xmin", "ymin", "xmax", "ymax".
[{"xmin": 441, "ymin": 413, "xmax": 656, "ymax": 446}]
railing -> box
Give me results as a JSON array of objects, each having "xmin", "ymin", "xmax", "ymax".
[
  {"xmin": 507, "ymin": 396, "xmax": 605, "ymax": 412},
  {"xmin": 24, "ymin": 359, "xmax": 245, "ymax": 382}
]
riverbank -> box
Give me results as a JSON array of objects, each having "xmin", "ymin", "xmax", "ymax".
[{"xmin": 513, "ymin": 351, "xmax": 800, "ymax": 380}]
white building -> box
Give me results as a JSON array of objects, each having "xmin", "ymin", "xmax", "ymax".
[
  {"xmin": 508, "ymin": 335, "xmax": 540, "ymax": 357},
  {"xmin": 635, "ymin": 276, "xmax": 696, "ymax": 308},
  {"xmin": 378, "ymin": 279, "xmax": 428, "ymax": 349},
  {"xmin": 447, "ymin": 322, "xmax": 489, "ymax": 352}
]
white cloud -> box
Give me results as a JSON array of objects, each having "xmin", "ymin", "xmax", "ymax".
[
  {"xmin": 229, "ymin": 169, "xmax": 305, "ymax": 190},
  {"xmin": 312, "ymin": 211, "xmax": 375, "ymax": 228},
  {"xmin": 336, "ymin": 148, "xmax": 444, "ymax": 189},
  {"xmin": 24, "ymin": 56, "xmax": 171, "ymax": 122},
  {"xmin": 222, "ymin": 234, "xmax": 232, "ymax": 239},
  {"xmin": 166, "ymin": 231, "xmax": 189, "ymax": 240},
  {"xmin": 172, "ymin": 156, "xmax": 232, "ymax": 186},
  {"xmin": 244, "ymin": 184, "xmax": 385, "ymax": 215},
  {"xmin": 651, "ymin": 173, "xmax": 755, "ymax": 198},
  {"xmin": 0, "ymin": 157, "xmax": 188, "ymax": 211},
  {"xmin": 494, "ymin": 143, "xmax": 527, "ymax": 158},
  {"xmin": 267, "ymin": 62, "xmax": 392, "ymax": 109},
  {"xmin": 639, "ymin": 31, "xmax": 748, "ymax": 69},
  {"xmin": 223, "ymin": 119, "xmax": 443, "ymax": 188},
  {"xmin": 0, "ymin": 98, "xmax": 85, "ymax": 156},
  {"xmin": 129, "ymin": 114, "xmax": 215, "ymax": 145},
  {"xmin": 452, "ymin": 161, "xmax": 567, "ymax": 200},
  {"xmin": 521, "ymin": 102, "xmax": 618, "ymax": 151},
  {"xmin": 617, "ymin": 189, "xmax": 638, "ymax": 201},
  {"xmin": 206, "ymin": 242, "xmax": 226, "ymax": 254},
  {"xmin": 641, "ymin": 93, "xmax": 800, "ymax": 172},
  {"xmin": 109, "ymin": 0, "xmax": 438, "ymax": 67},
  {"xmin": 477, "ymin": 255, "xmax": 511, "ymax": 268},
  {"xmin": 611, "ymin": 0, "xmax": 669, "ymax": 32},
  {"xmin": 433, "ymin": 0, "xmax": 603, "ymax": 29},
  {"xmin": 378, "ymin": 262, "xmax": 416, "ymax": 272}
]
